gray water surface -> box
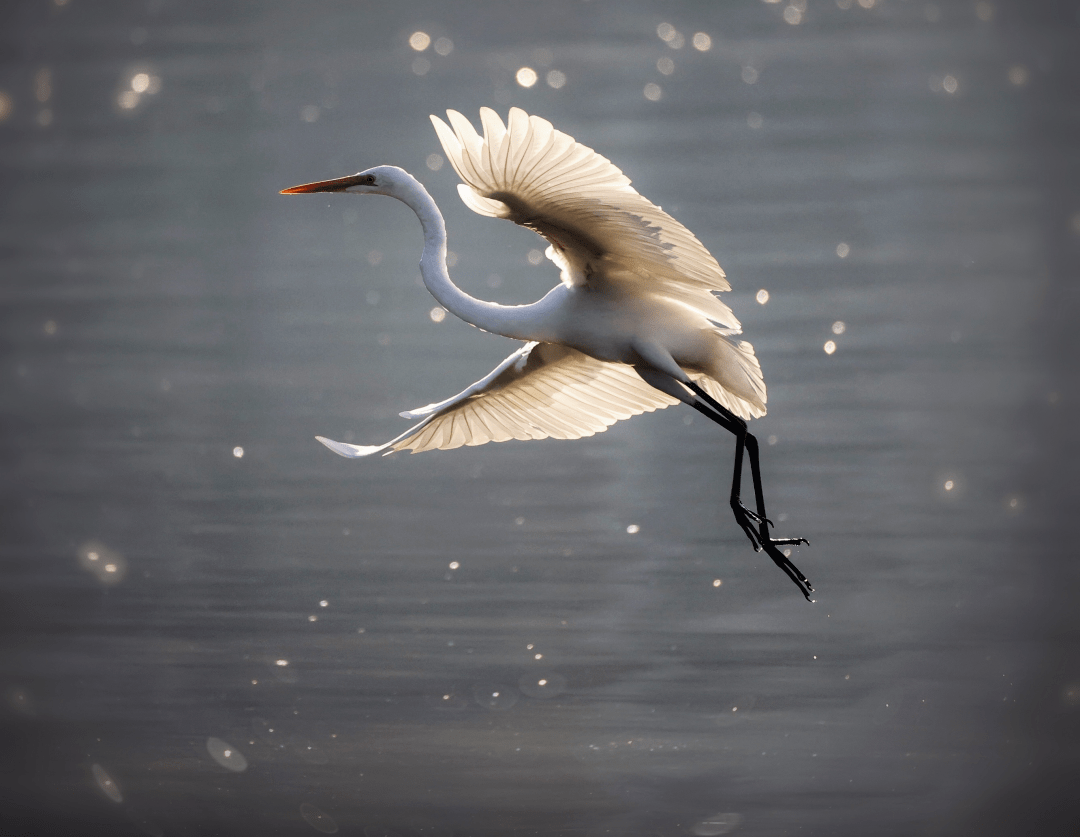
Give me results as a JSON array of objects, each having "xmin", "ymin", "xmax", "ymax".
[{"xmin": 1, "ymin": 2, "xmax": 1077, "ymax": 835}]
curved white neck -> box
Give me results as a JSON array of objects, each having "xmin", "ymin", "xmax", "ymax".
[{"xmin": 394, "ymin": 175, "xmax": 552, "ymax": 341}]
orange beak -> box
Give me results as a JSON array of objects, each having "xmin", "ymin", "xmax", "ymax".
[{"xmin": 280, "ymin": 173, "xmax": 367, "ymax": 194}]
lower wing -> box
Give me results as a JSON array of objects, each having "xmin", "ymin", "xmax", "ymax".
[{"xmin": 316, "ymin": 342, "xmax": 680, "ymax": 457}]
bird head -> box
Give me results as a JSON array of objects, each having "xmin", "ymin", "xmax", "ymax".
[{"xmin": 280, "ymin": 165, "xmax": 413, "ymax": 198}]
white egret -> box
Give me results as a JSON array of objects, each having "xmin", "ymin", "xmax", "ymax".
[{"xmin": 282, "ymin": 108, "xmax": 812, "ymax": 600}]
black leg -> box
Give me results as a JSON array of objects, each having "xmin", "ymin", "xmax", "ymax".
[
  {"xmin": 685, "ymin": 382, "xmax": 814, "ymax": 601},
  {"xmin": 743, "ymin": 432, "xmax": 806, "ymax": 544},
  {"xmin": 689, "ymin": 400, "xmax": 766, "ymax": 549}
]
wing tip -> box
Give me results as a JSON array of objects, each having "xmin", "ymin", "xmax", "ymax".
[
  {"xmin": 315, "ymin": 435, "xmax": 386, "ymax": 458},
  {"xmin": 400, "ymin": 406, "xmax": 435, "ymax": 420}
]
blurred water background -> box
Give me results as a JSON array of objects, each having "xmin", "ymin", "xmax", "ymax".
[{"xmin": 1, "ymin": 1, "xmax": 1077, "ymax": 835}]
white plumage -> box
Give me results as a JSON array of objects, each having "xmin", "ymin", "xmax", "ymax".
[
  {"xmin": 317, "ymin": 341, "xmax": 677, "ymax": 457},
  {"xmin": 432, "ymin": 108, "xmax": 738, "ymax": 327},
  {"xmin": 282, "ymin": 107, "xmax": 813, "ymax": 600}
]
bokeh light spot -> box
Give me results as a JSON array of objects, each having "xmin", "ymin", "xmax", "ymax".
[
  {"xmin": 7, "ymin": 687, "xmax": 34, "ymax": 716},
  {"xmin": 78, "ymin": 542, "xmax": 126, "ymax": 585},
  {"xmin": 1008, "ymin": 65, "xmax": 1029, "ymax": 86},
  {"xmin": 518, "ymin": 671, "xmax": 567, "ymax": 698},
  {"xmin": 473, "ymin": 682, "xmax": 519, "ymax": 710},
  {"xmin": 91, "ymin": 764, "xmax": 123, "ymax": 803},
  {"xmin": 206, "ymin": 737, "xmax": 248, "ymax": 772}
]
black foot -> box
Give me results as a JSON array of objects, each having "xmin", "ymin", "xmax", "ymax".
[
  {"xmin": 762, "ymin": 540, "xmax": 814, "ymax": 602},
  {"xmin": 771, "ymin": 536, "xmax": 810, "ymax": 547},
  {"xmin": 730, "ymin": 499, "xmax": 772, "ymax": 550}
]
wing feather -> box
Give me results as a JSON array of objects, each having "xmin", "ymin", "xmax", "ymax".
[
  {"xmin": 431, "ymin": 108, "xmax": 740, "ymax": 330},
  {"xmin": 315, "ymin": 342, "xmax": 678, "ymax": 458}
]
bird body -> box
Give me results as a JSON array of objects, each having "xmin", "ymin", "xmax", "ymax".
[{"xmin": 282, "ymin": 108, "xmax": 813, "ymax": 600}]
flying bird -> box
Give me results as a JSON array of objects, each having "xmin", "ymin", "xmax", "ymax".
[{"xmin": 282, "ymin": 107, "xmax": 813, "ymax": 600}]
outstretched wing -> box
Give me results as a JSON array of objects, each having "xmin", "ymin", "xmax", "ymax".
[
  {"xmin": 431, "ymin": 107, "xmax": 740, "ymax": 331},
  {"xmin": 316, "ymin": 342, "xmax": 680, "ymax": 458}
]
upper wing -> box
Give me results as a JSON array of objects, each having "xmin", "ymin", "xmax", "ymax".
[
  {"xmin": 431, "ymin": 107, "xmax": 740, "ymax": 331},
  {"xmin": 316, "ymin": 342, "xmax": 680, "ymax": 458}
]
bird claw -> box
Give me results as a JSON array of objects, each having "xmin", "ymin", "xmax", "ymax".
[
  {"xmin": 771, "ymin": 536, "xmax": 809, "ymax": 547},
  {"xmin": 762, "ymin": 540, "xmax": 814, "ymax": 601},
  {"xmin": 730, "ymin": 500, "xmax": 765, "ymax": 550},
  {"xmin": 728, "ymin": 499, "xmax": 813, "ymax": 601},
  {"xmin": 742, "ymin": 506, "xmax": 772, "ymax": 527}
]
